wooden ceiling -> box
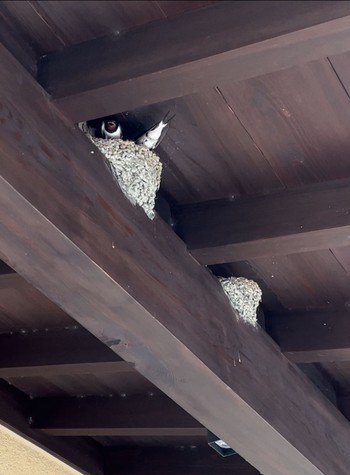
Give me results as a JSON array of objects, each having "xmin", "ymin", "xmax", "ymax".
[{"xmin": 2, "ymin": 1, "xmax": 350, "ymax": 474}]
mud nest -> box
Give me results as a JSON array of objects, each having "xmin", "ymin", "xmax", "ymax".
[
  {"xmin": 88, "ymin": 136, "xmax": 162, "ymax": 219},
  {"xmin": 218, "ymin": 277, "xmax": 262, "ymax": 327}
]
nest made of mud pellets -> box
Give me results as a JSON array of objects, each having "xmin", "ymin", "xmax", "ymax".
[
  {"xmin": 88, "ymin": 135, "xmax": 162, "ymax": 219},
  {"xmin": 219, "ymin": 277, "xmax": 262, "ymax": 327}
]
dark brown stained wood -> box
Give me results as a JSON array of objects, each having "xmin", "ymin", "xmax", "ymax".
[
  {"xmin": 176, "ymin": 182, "xmax": 350, "ymax": 265},
  {"xmin": 245, "ymin": 251, "xmax": 350, "ymax": 312},
  {"xmin": 0, "ymin": 327, "xmax": 132, "ymax": 378},
  {"xmin": 298, "ymin": 364, "xmax": 337, "ymax": 405},
  {"xmin": 0, "ymin": 380, "xmax": 103, "ymax": 474},
  {"xmin": 94, "ymin": 434, "xmax": 208, "ymax": 448},
  {"xmin": 2, "ymin": 45, "xmax": 350, "ymax": 475},
  {"xmin": 218, "ymin": 60, "xmax": 350, "ymax": 189},
  {"xmin": 29, "ymin": 0, "xmax": 164, "ymax": 48},
  {"xmin": 38, "ymin": 1, "xmax": 350, "ymax": 121},
  {"xmin": 7, "ymin": 372, "xmax": 156, "ymax": 399},
  {"xmin": 268, "ymin": 311, "xmax": 350, "ymax": 363},
  {"xmin": 104, "ymin": 447, "xmax": 259, "ymax": 475},
  {"xmin": 0, "ymin": 3, "xmax": 37, "ymax": 76},
  {"xmin": 321, "ymin": 362, "xmax": 350, "ymax": 392},
  {"xmin": 31, "ymin": 394, "xmax": 205, "ymax": 437},
  {"xmin": 119, "ymin": 90, "xmax": 283, "ymax": 205},
  {"xmin": 331, "ymin": 246, "xmax": 350, "ymax": 274},
  {"xmin": 329, "ymin": 51, "xmax": 350, "ymax": 99},
  {"xmin": 0, "ymin": 272, "xmax": 28, "ymax": 290},
  {"xmin": 1, "ymin": 0, "xmax": 217, "ymax": 58},
  {"xmin": 156, "ymin": 1, "xmax": 218, "ymax": 17},
  {"xmin": 0, "ymin": 283, "xmax": 73, "ymax": 333},
  {"xmin": 337, "ymin": 395, "xmax": 350, "ymax": 421}
]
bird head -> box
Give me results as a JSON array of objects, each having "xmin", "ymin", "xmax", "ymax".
[{"xmin": 105, "ymin": 120, "xmax": 118, "ymax": 133}]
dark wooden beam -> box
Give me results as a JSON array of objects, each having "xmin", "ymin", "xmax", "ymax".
[
  {"xmin": 0, "ymin": 4, "xmax": 37, "ymax": 77},
  {"xmin": 0, "ymin": 272, "xmax": 29, "ymax": 290},
  {"xmin": 0, "ymin": 380, "xmax": 103, "ymax": 474},
  {"xmin": 104, "ymin": 447, "xmax": 259, "ymax": 475},
  {"xmin": 37, "ymin": 1, "xmax": 350, "ymax": 121},
  {"xmin": 338, "ymin": 394, "xmax": 350, "ymax": 421},
  {"xmin": 176, "ymin": 182, "xmax": 350, "ymax": 264},
  {"xmin": 268, "ymin": 310, "xmax": 350, "ymax": 364},
  {"xmin": 0, "ymin": 327, "xmax": 132, "ymax": 378},
  {"xmin": 2, "ymin": 44, "xmax": 350, "ymax": 475},
  {"xmin": 297, "ymin": 363, "xmax": 337, "ymax": 406},
  {"xmin": 31, "ymin": 394, "xmax": 204, "ymax": 437}
]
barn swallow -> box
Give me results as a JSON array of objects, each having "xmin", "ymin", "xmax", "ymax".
[
  {"xmin": 101, "ymin": 119, "xmax": 123, "ymax": 139},
  {"xmin": 135, "ymin": 111, "xmax": 175, "ymax": 150}
]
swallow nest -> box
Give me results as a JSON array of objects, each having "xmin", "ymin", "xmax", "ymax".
[
  {"xmin": 218, "ymin": 277, "xmax": 262, "ymax": 327},
  {"xmin": 86, "ymin": 134, "xmax": 162, "ymax": 219}
]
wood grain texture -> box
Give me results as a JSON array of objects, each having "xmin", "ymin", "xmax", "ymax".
[
  {"xmin": 331, "ymin": 246, "xmax": 350, "ymax": 274},
  {"xmin": 0, "ymin": 284, "xmax": 73, "ymax": 333},
  {"xmin": 268, "ymin": 310, "xmax": 350, "ymax": 363},
  {"xmin": 0, "ymin": 3, "xmax": 37, "ymax": 76},
  {"xmin": 0, "ymin": 326, "xmax": 132, "ymax": 378},
  {"xmin": 114, "ymin": 90, "xmax": 283, "ymax": 204},
  {"xmin": 246, "ymin": 251, "xmax": 350, "ymax": 312},
  {"xmin": 176, "ymin": 182, "xmax": 350, "ymax": 264},
  {"xmin": 218, "ymin": 60, "xmax": 350, "ymax": 188},
  {"xmin": 0, "ymin": 380, "xmax": 103, "ymax": 475},
  {"xmin": 322, "ymin": 361, "xmax": 350, "ymax": 392},
  {"xmin": 31, "ymin": 394, "xmax": 205, "ymax": 437},
  {"xmin": 37, "ymin": 1, "xmax": 350, "ymax": 121},
  {"xmin": 2, "ymin": 44, "xmax": 350, "ymax": 475},
  {"xmin": 104, "ymin": 447, "xmax": 259, "ymax": 475}
]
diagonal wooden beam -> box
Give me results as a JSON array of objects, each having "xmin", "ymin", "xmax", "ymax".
[
  {"xmin": 0, "ymin": 5, "xmax": 37, "ymax": 77},
  {"xmin": 268, "ymin": 310, "xmax": 350, "ymax": 364},
  {"xmin": 1, "ymin": 44, "xmax": 350, "ymax": 475},
  {"xmin": 104, "ymin": 447, "xmax": 259, "ymax": 475},
  {"xmin": 176, "ymin": 183, "xmax": 350, "ymax": 264},
  {"xmin": 0, "ymin": 271, "xmax": 29, "ymax": 290},
  {"xmin": 0, "ymin": 380, "xmax": 103, "ymax": 475},
  {"xmin": 0, "ymin": 327, "xmax": 132, "ymax": 378},
  {"xmin": 37, "ymin": 1, "xmax": 350, "ymax": 121},
  {"xmin": 30, "ymin": 394, "xmax": 205, "ymax": 437}
]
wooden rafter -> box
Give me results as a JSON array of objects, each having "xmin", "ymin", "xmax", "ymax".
[
  {"xmin": 2, "ymin": 44, "xmax": 350, "ymax": 475},
  {"xmin": 176, "ymin": 182, "xmax": 350, "ymax": 264},
  {"xmin": 268, "ymin": 310, "xmax": 350, "ymax": 363},
  {"xmin": 104, "ymin": 447, "xmax": 259, "ymax": 475},
  {"xmin": 0, "ymin": 380, "xmax": 103, "ymax": 475},
  {"xmin": 31, "ymin": 394, "xmax": 204, "ymax": 437},
  {"xmin": 0, "ymin": 327, "xmax": 132, "ymax": 378},
  {"xmin": 37, "ymin": 1, "xmax": 350, "ymax": 121}
]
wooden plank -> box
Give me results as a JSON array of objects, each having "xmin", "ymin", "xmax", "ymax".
[
  {"xmin": 0, "ymin": 272, "xmax": 29, "ymax": 290},
  {"xmin": 121, "ymin": 90, "xmax": 283, "ymax": 205},
  {"xmin": 0, "ymin": 326, "xmax": 130, "ymax": 378},
  {"xmin": 31, "ymin": 394, "xmax": 205, "ymax": 437},
  {"xmin": 217, "ymin": 60, "xmax": 350, "ymax": 189},
  {"xmin": 244, "ymin": 250, "xmax": 350, "ymax": 312},
  {"xmin": 321, "ymin": 362, "xmax": 350, "ymax": 393},
  {"xmin": 176, "ymin": 181, "xmax": 350, "ymax": 264},
  {"xmin": 104, "ymin": 447, "xmax": 259, "ymax": 475},
  {"xmin": 0, "ymin": 4, "xmax": 37, "ymax": 76},
  {"xmin": 0, "ymin": 380, "xmax": 103, "ymax": 475},
  {"xmin": 297, "ymin": 364, "xmax": 337, "ymax": 406},
  {"xmin": 37, "ymin": 1, "xmax": 350, "ymax": 121},
  {"xmin": 2, "ymin": 45, "xmax": 350, "ymax": 475},
  {"xmin": 337, "ymin": 394, "xmax": 350, "ymax": 421},
  {"xmin": 331, "ymin": 246, "xmax": 350, "ymax": 274},
  {"xmin": 268, "ymin": 310, "xmax": 350, "ymax": 363}
]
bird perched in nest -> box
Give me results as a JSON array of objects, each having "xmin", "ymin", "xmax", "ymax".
[
  {"xmin": 101, "ymin": 118, "xmax": 123, "ymax": 139},
  {"xmin": 136, "ymin": 111, "xmax": 175, "ymax": 150}
]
